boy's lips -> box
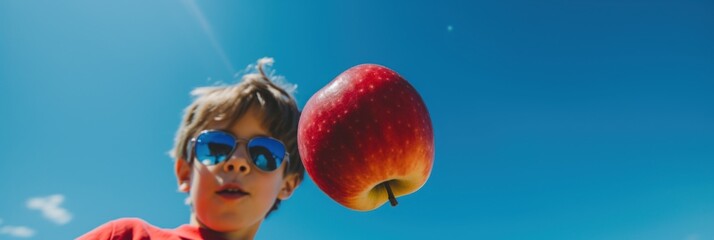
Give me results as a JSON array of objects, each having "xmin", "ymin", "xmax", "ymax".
[{"xmin": 216, "ymin": 183, "xmax": 249, "ymax": 199}]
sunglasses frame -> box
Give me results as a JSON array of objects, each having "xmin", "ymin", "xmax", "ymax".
[{"xmin": 186, "ymin": 129, "xmax": 290, "ymax": 172}]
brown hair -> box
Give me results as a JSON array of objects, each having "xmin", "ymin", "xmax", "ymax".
[{"xmin": 169, "ymin": 57, "xmax": 303, "ymax": 217}]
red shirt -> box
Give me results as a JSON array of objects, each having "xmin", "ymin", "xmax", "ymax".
[{"xmin": 78, "ymin": 218, "xmax": 229, "ymax": 240}]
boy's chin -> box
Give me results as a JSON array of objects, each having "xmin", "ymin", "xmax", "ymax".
[{"xmin": 198, "ymin": 212, "xmax": 262, "ymax": 233}]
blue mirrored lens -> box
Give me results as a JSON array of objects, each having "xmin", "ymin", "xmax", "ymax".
[
  {"xmin": 248, "ymin": 137, "xmax": 286, "ymax": 171},
  {"xmin": 195, "ymin": 131, "xmax": 236, "ymax": 165}
]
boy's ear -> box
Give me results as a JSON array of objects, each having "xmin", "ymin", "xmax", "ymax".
[
  {"xmin": 277, "ymin": 173, "xmax": 301, "ymax": 200},
  {"xmin": 175, "ymin": 158, "xmax": 192, "ymax": 192}
]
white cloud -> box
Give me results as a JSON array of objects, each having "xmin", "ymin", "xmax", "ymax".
[
  {"xmin": 26, "ymin": 194, "xmax": 72, "ymax": 225},
  {"xmin": 0, "ymin": 226, "xmax": 35, "ymax": 238}
]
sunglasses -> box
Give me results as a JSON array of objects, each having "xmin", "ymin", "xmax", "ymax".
[{"xmin": 187, "ymin": 130, "xmax": 289, "ymax": 172}]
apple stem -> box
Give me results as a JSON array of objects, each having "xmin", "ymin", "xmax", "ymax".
[{"xmin": 384, "ymin": 181, "xmax": 398, "ymax": 207}]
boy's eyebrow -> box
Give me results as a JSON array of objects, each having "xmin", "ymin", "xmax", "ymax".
[
  {"xmin": 242, "ymin": 134, "xmax": 272, "ymax": 140},
  {"xmin": 217, "ymin": 129, "xmax": 273, "ymax": 140}
]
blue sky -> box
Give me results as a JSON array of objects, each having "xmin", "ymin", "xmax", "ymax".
[{"xmin": 1, "ymin": 0, "xmax": 713, "ymax": 239}]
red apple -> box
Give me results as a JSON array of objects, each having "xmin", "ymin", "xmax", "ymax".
[{"xmin": 298, "ymin": 64, "xmax": 434, "ymax": 211}]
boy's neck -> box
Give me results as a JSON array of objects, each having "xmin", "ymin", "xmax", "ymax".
[{"xmin": 189, "ymin": 213, "xmax": 262, "ymax": 240}]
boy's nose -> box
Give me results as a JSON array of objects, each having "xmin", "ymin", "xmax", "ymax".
[{"xmin": 223, "ymin": 146, "xmax": 251, "ymax": 174}]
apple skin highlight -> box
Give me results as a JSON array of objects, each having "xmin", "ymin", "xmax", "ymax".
[{"xmin": 298, "ymin": 64, "xmax": 434, "ymax": 211}]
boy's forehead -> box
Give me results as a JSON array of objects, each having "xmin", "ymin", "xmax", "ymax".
[{"xmin": 202, "ymin": 107, "xmax": 271, "ymax": 138}]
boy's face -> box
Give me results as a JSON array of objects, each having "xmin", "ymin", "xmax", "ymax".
[{"xmin": 175, "ymin": 107, "xmax": 299, "ymax": 233}]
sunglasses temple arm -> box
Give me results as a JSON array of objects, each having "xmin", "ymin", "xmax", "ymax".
[
  {"xmin": 285, "ymin": 152, "xmax": 291, "ymax": 169},
  {"xmin": 186, "ymin": 140, "xmax": 195, "ymax": 164}
]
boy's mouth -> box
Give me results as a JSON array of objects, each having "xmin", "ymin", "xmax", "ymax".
[{"xmin": 216, "ymin": 183, "xmax": 249, "ymax": 198}]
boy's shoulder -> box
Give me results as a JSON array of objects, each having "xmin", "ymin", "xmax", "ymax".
[
  {"xmin": 78, "ymin": 218, "xmax": 192, "ymax": 240},
  {"xmin": 77, "ymin": 218, "xmax": 149, "ymax": 239},
  {"xmin": 107, "ymin": 217, "xmax": 149, "ymax": 227}
]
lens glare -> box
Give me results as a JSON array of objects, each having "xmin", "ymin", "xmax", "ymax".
[
  {"xmin": 248, "ymin": 137, "xmax": 286, "ymax": 171},
  {"xmin": 195, "ymin": 131, "xmax": 236, "ymax": 165}
]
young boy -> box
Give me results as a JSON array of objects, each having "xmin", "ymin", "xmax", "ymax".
[{"xmin": 79, "ymin": 58, "xmax": 304, "ymax": 240}]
